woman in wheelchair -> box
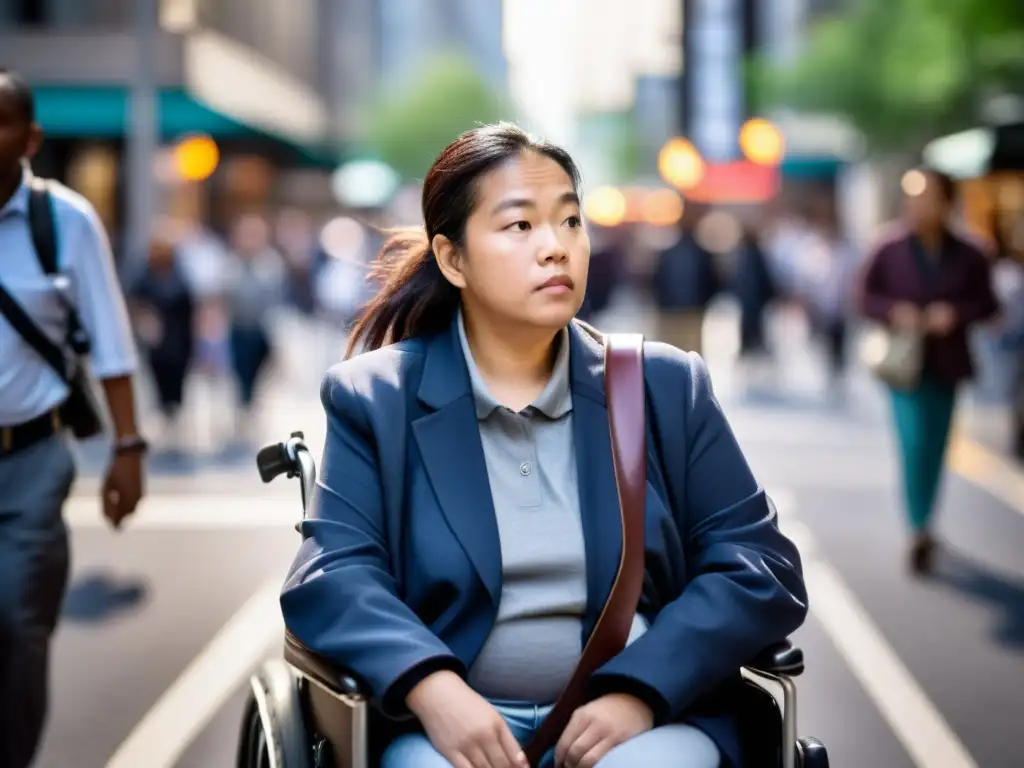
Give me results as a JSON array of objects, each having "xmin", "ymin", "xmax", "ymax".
[{"xmin": 280, "ymin": 124, "xmax": 809, "ymax": 768}]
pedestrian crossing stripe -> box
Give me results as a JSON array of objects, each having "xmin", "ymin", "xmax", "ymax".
[{"xmin": 65, "ymin": 495, "xmax": 301, "ymax": 530}]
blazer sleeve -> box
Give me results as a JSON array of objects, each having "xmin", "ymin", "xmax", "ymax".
[
  {"xmin": 954, "ymin": 244, "xmax": 999, "ymax": 326},
  {"xmin": 857, "ymin": 240, "xmax": 899, "ymax": 323},
  {"xmin": 587, "ymin": 348, "xmax": 808, "ymax": 721},
  {"xmin": 280, "ymin": 368, "xmax": 465, "ymax": 719}
]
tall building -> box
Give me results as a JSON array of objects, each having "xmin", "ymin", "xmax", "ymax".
[
  {"xmin": 375, "ymin": 0, "xmax": 506, "ymax": 95},
  {"xmin": 680, "ymin": 0, "xmax": 757, "ymax": 163},
  {"xmin": 323, "ymin": 0, "xmax": 377, "ymax": 142},
  {"xmin": 0, "ymin": 0, "xmax": 341, "ymax": 249},
  {"xmin": 504, "ymin": 0, "xmax": 681, "ymax": 181}
]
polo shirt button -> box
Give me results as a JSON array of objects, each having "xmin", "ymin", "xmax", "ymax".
[{"xmin": 519, "ymin": 462, "xmax": 532, "ymax": 476}]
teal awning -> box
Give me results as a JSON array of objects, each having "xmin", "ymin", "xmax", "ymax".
[
  {"xmin": 780, "ymin": 156, "xmax": 844, "ymax": 179},
  {"xmin": 33, "ymin": 85, "xmax": 336, "ymax": 166}
]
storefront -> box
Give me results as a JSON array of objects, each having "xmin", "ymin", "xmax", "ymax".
[
  {"xmin": 28, "ymin": 85, "xmax": 338, "ymax": 259},
  {"xmin": 923, "ymin": 120, "xmax": 1024, "ymax": 257}
]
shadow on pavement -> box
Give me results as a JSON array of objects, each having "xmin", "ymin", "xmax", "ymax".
[
  {"xmin": 932, "ymin": 548, "xmax": 1024, "ymax": 651},
  {"xmin": 62, "ymin": 571, "xmax": 149, "ymax": 623}
]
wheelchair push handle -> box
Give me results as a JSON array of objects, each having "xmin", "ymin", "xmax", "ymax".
[
  {"xmin": 256, "ymin": 441, "xmax": 293, "ymax": 483},
  {"xmin": 255, "ymin": 431, "xmax": 318, "ymax": 515}
]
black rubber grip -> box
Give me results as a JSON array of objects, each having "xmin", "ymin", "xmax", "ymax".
[{"xmin": 256, "ymin": 442, "xmax": 292, "ymax": 483}]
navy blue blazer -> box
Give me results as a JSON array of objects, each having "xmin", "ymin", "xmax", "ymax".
[{"xmin": 281, "ymin": 318, "xmax": 808, "ymax": 766}]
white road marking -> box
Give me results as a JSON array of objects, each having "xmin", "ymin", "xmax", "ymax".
[
  {"xmin": 65, "ymin": 495, "xmax": 300, "ymax": 530},
  {"xmin": 105, "ymin": 575, "xmax": 286, "ymax": 768},
  {"xmin": 777, "ymin": 496, "xmax": 979, "ymax": 768},
  {"xmin": 947, "ymin": 435, "xmax": 1024, "ymax": 519}
]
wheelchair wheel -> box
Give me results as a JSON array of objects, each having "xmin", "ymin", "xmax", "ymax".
[
  {"xmin": 236, "ymin": 659, "xmax": 312, "ymax": 768},
  {"xmin": 237, "ymin": 696, "xmax": 273, "ymax": 768}
]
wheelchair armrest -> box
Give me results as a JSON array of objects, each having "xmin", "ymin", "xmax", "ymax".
[
  {"xmin": 283, "ymin": 631, "xmax": 366, "ymax": 699},
  {"xmin": 745, "ymin": 639, "xmax": 805, "ymax": 677}
]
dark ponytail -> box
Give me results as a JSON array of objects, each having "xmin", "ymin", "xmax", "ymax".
[
  {"xmin": 345, "ymin": 122, "xmax": 582, "ymax": 358},
  {"xmin": 345, "ymin": 228, "xmax": 458, "ymax": 357}
]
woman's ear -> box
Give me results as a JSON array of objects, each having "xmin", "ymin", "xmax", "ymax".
[{"xmin": 432, "ymin": 234, "xmax": 467, "ymax": 289}]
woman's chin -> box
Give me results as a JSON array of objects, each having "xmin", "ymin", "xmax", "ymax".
[{"xmin": 521, "ymin": 299, "xmax": 581, "ymax": 329}]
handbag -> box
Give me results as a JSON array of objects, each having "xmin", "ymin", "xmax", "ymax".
[
  {"xmin": 0, "ymin": 179, "xmax": 104, "ymax": 439},
  {"xmin": 0, "ymin": 281, "xmax": 104, "ymax": 440},
  {"xmin": 858, "ymin": 321, "xmax": 924, "ymax": 390},
  {"xmin": 523, "ymin": 332, "xmax": 648, "ymax": 766}
]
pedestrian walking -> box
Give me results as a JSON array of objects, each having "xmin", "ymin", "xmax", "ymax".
[
  {"xmin": 129, "ymin": 231, "xmax": 196, "ymax": 451},
  {"xmin": 0, "ymin": 69, "xmax": 146, "ymax": 767},
  {"xmin": 223, "ymin": 214, "xmax": 284, "ymax": 445},
  {"xmin": 650, "ymin": 203, "xmax": 719, "ymax": 355},
  {"xmin": 857, "ymin": 168, "xmax": 998, "ymax": 574}
]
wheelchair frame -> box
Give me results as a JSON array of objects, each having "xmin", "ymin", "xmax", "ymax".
[{"xmin": 240, "ymin": 434, "xmax": 827, "ymax": 768}]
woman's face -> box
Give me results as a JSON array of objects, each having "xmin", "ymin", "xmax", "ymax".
[
  {"xmin": 232, "ymin": 215, "xmax": 271, "ymax": 258},
  {"xmin": 436, "ymin": 151, "xmax": 590, "ymax": 332},
  {"xmin": 904, "ymin": 172, "xmax": 951, "ymax": 231}
]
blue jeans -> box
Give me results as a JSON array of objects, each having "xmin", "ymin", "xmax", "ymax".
[{"xmin": 382, "ymin": 700, "xmax": 721, "ymax": 767}]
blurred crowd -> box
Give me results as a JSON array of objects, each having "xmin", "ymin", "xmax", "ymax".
[
  {"xmin": 125, "ymin": 207, "xmax": 380, "ymax": 455},
  {"xmin": 128, "ymin": 184, "xmax": 1024, "ymax": 463}
]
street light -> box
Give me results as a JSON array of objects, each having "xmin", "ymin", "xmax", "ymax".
[
  {"xmin": 658, "ymin": 138, "xmax": 705, "ymax": 190},
  {"xmin": 584, "ymin": 187, "xmax": 627, "ymax": 226},
  {"xmin": 641, "ymin": 189, "xmax": 684, "ymax": 227},
  {"xmin": 174, "ymin": 135, "xmax": 220, "ymax": 182},
  {"xmin": 739, "ymin": 118, "xmax": 784, "ymax": 166},
  {"xmin": 901, "ymin": 169, "xmax": 927, "ymax": 196}
]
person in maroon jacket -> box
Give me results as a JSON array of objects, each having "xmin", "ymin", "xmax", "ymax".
[{"xmin": 858, "ymin": 168, "xmax": 999, "ymax": 574}]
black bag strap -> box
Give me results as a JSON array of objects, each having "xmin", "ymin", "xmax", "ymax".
[
  {"xmin": 25, "ymin": 178, "xmax": 90, "ymax": 356},
  {"xmin": 27, "ymin": 178, "xmax": 59, "ymax": 274},
  {"xmin": 0, "ymin": 282, "xmax": 69, "ymax": 381}
]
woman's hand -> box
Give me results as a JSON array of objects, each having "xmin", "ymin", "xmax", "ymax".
[
  {"xmin": 406, "ymin": 670, "xmax": 528, "ymax": 768},
  {"xmin": 890, "ymin": 301, "xmax": 921, "ymax": 331},
  {"xmin": 924, "ymin": 302, "xmax": 957, "ymax": 336},
  {"xmin": 553, "ymin": 693, "xmax": 654, "ymax": 768}
]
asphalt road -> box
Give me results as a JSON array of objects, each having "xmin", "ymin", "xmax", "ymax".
[{"xmin": 30, "ymin": 302, "xmax": 1024, "ymax": 768}]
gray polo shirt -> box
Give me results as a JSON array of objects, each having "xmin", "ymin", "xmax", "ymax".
[{"xmin": 458, "ymin": 312, "xmax": 588, "ymax": 704}]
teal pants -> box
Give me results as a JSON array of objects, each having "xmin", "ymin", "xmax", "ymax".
[{"xmin": 889, "ymin": 377, "xmax": 957, "ymax": 531}]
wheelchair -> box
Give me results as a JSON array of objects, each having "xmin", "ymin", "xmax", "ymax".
[{"xmin": 237, "ymin": 433, "xmax": 830, "ymax": 768}]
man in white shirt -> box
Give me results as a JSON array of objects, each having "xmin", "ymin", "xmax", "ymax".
[{"xmin": 0, "ymin": 69, "xmax": 146, "ymax": 767}]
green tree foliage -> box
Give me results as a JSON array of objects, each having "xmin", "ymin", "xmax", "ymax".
[
  {"xmin": 364, "ymin": 55, "xmax": 511, "ymax": 180},
  {"xmin": 754, "ymin": 0, "xmax": 1024, "ymax": 152}
]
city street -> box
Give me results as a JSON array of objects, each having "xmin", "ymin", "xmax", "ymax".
[{"xmin": 33, "ymin": 302, "xmax": 1024, "ymax": 768}]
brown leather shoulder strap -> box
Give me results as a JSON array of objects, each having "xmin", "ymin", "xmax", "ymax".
[{"xmin": 524, "ymin": 333, "xmax": 647, "ymax": 765}]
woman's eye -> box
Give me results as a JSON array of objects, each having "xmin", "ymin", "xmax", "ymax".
[
  {"xmin": 565, "ymin": 215, "xmax": 582, "ymax": 228},
  {"xmin": 507, "ymin": 221, "xmax": 531, "ymax": 232}
]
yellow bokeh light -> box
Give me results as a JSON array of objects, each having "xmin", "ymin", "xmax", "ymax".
[
  {"xmin": 658, "ymin": 138, "xmax": 705, "ymax": 190},
  {"xmin": 901, "ymin": 169, "xmax": 927, "ymax": 197},
  {"xmin": 641, "ymin": 189, "xmax": 684, "ymax": 227},
  {"xmin": 584, "ymin": 187, "xmax": 627, "ymax": 227},
  {"xmin": 739, "ymin": 119, "xmax": 784, "ymax": 166},
  {"xmin": 175, "ymin": 135, "xmax": 220, "ymax": 182}
]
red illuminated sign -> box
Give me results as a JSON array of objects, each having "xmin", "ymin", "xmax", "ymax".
[{"xmin": 686, "ymin": 161, "xmax": 779, "ymax": 203}]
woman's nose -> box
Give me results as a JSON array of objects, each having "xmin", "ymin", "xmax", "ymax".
[{"xmin": 537, "ymin": 227, "xmax": 569, "ymax": 263}]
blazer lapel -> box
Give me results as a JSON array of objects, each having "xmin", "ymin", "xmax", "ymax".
[
  {"xmin": 568, "ymin": 323, "xmax": 625, "ymax": 637},
  {"xmin": 412, "ymin": 323, "xmax": 502, "ymax": 607}
]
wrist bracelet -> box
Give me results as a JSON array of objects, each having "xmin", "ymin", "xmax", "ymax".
[{"xmin": 114, "ymin": 435, "xmax": 148, "ymax": 455}]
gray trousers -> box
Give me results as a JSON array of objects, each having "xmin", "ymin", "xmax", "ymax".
[{"xmin": 0, "ymin": 436, "xmax": 75, "ymax": 768}]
